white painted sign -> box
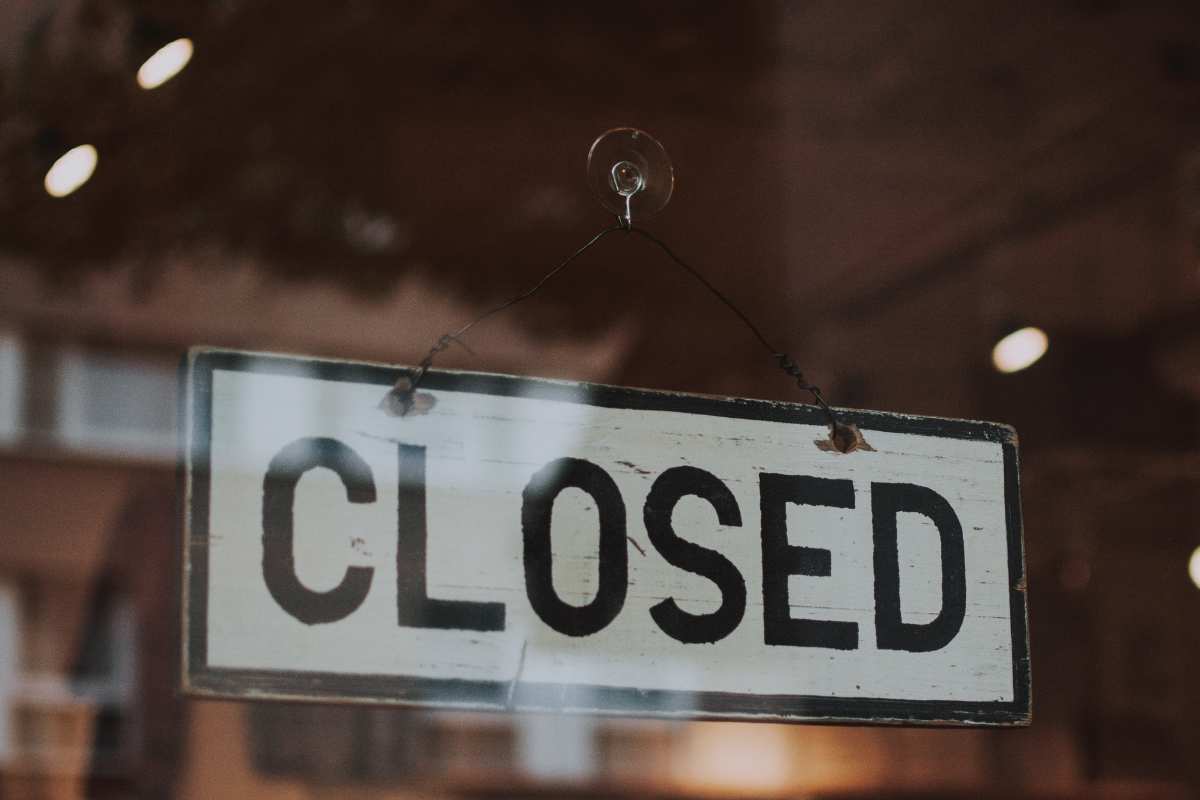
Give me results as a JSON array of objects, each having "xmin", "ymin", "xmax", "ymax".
[{"xmin": 182, "ymin": 348, "xmax": 1030, "ymax": 726}]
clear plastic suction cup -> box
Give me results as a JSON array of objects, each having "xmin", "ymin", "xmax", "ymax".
[{"xmin": 587, "ymin": 128, "xmax": 674, "ymax": 225}]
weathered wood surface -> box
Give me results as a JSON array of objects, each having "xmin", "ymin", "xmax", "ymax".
[{"xmin": 183, "ymin": 348, "xmax": 1029, "ymax": 726}]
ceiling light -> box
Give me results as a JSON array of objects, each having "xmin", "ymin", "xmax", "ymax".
[
  {"xmin": 992, "ymin": 326, "xmax": 1048, "ymax": 374},
  {"xmin": 43, "ymin": 144, "xmax": 98, "ymax": 198},
  {"xmin": 1189, "ymin": 546, "xmax": 1200, "ymax": 590},
  {"xmin": 136, "ymin": 37, "xmax": 193, "ymax": 90}
]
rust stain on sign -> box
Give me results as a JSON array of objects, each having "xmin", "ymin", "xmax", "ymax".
[{"xmin": 816, "ymin": 422, "xmax": 875, "ymax": 454}]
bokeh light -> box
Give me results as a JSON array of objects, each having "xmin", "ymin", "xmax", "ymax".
[
  {"xmin": 43, "ymin": 144, "xmax": 98, "ymax": 198},
  {"xmin": 992, "ymin": 326, "xmax": 1049, "ymax": 373},
  {"xmin": 136, "ymin": 38, "xmax": 194, "ymax": 90}
]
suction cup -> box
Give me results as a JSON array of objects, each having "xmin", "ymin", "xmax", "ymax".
[{"xmin": 586, "ymin": 128, "xmax": 674, "ymax": 225}]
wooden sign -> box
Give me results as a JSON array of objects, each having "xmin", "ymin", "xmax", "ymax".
[{"xmin": 182, "ymin": 348, "xmax": 1030, "ymax": 726}]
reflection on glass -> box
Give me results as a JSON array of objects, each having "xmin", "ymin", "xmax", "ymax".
[
  {"xmin": 0, "ymin": 334, "xmax": 23, "ymax": 444},
  {"xmin": 0, "ymin": 582, "xmax": 17, "ymax": 766},
  {"xmin": 54, "ymin": 348, "xmax": 178, "ymax": 460}
]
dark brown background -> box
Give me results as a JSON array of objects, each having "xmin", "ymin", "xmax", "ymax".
[{"xmin": 2, "ymin": 0, "xmax": 1199, "ymax": 797}]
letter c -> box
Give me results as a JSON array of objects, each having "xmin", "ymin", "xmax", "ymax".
[{"xmin": 262, "ymin": 437, "xmax": 376, "ymax": 625}]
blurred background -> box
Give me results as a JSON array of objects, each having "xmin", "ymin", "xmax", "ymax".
[{"xmin": 1, "ymin": 0, "xmax": 1199, "ymax": 797}]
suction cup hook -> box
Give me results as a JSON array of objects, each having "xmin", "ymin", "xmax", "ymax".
[{"xmin": 587, "ymin": 128, "xmax": 674, "ymax": 228}]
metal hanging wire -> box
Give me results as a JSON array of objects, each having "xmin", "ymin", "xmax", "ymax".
[
  {"xmin": 387, "ymin": 128, "xmax": 866, "ymax": 452},
  {"xmin": 386, "ymin": 223, "xmax": 865, "ymax": 453}
]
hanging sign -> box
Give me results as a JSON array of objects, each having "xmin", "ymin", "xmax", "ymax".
[{"xmin": 182, "ymin": 348, "xmax": 1030, "ymax": 726}]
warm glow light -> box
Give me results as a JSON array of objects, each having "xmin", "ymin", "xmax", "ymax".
[
  {"xmin": 1189, "ymin": 546, "xmax": 1200, "ymax": 590},
  {"xmin": 991, "ymin": 326, "xmax": 1048, "ymax": 373},
  {"xmin": 43, "ymin": 144, "xmax": 98, "ymax": 198},
  {"xmin": 675, "ymin": 723, "xmax": 794, "ymax": 795},
  {"xmin": 136, "ymin": 37, "xmax": 193, "ymax": 89}
]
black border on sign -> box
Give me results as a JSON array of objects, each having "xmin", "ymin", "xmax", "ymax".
[{"xmin": 182, "ymin": 347, "xmax": 1031, "ymax": 726}]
